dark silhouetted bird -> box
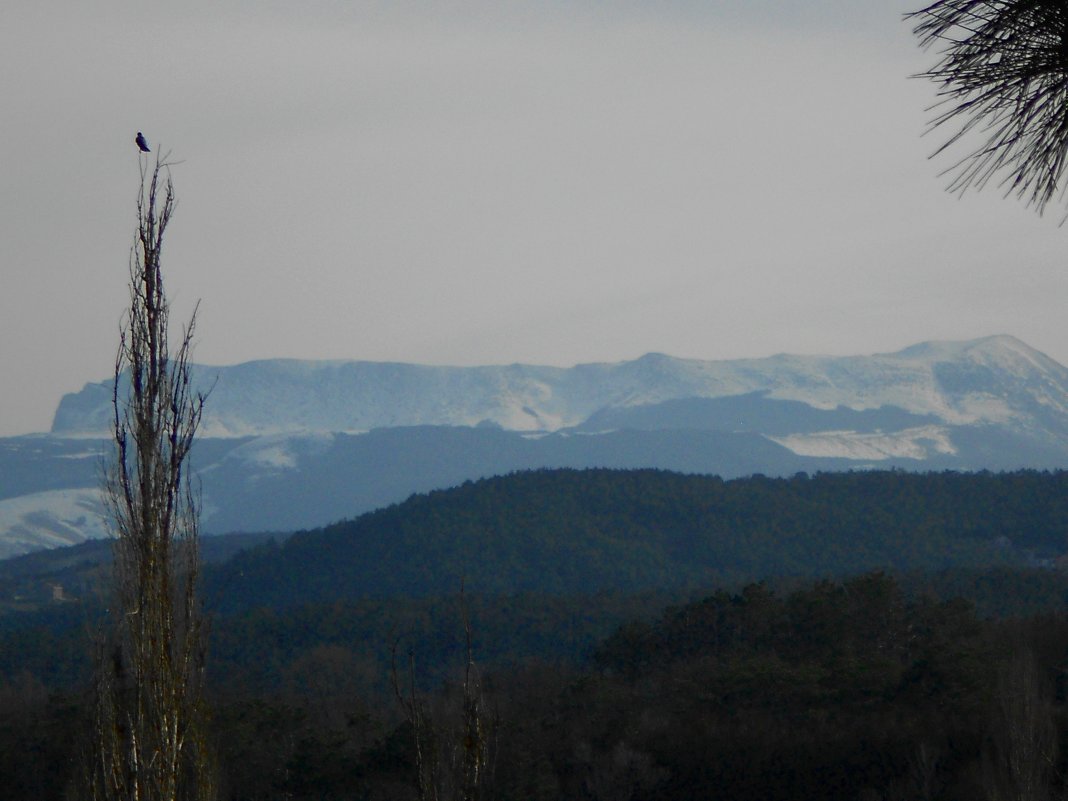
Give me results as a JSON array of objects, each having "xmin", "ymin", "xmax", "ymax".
[{"xmin": 135, "ymin": 132, "xmax": 150, "ymax": 153}]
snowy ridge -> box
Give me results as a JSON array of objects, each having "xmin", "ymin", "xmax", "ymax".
[{"xmin": 50, "ymin": 335, "xmax": 1068, "ymax": 439}]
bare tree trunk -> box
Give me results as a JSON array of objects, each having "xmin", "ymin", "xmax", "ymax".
[
  {"xmin": 87, "ymin": 153, "xmax": 215, "ymax": 801},
  {"xmin": 392, "ymin": 584, "xmax": 494, "ymax": 801},
  {"xmin": 457, "ymin": 594, "xmax": 491, "ymax": 801},
  {"xmin": 984, "ymin": 648, "xmax": 1057, "ymax": 801}
]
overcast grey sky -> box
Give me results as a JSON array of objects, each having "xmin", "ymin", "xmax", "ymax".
[{"xmin": 3, "ymin": 1, "xmax": 1067, "ymax": 437}]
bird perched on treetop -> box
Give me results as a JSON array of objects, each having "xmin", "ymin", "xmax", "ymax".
[{"xmin": 135, "ymin": 132, "xmax": 150, "ymax": 153}]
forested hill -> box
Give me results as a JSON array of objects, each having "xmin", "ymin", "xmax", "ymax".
[{"xmin": 208, "ymin": 468, "xmax": 1068, "ymax": 611}]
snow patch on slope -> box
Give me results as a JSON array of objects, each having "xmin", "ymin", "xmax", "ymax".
[
  {"xmin": 769, "ymin": 425, "xmax": 958, "ymax": 460},
  {"xmin": 0, "ymin": 488, "xmax": 108, "ymax": 559}
]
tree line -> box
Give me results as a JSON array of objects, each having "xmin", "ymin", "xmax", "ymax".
[{"xmin": 6, "ymin": 571, "xmax": 1068, "ymax": 800}]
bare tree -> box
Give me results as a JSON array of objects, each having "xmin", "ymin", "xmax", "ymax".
[
  {"xmin": 87, "ymin": 152, "xmax": 214, "ymax": 801},
  {"xmin": 392, "ymin": 586, "xmax": 494, "ymax": 801},
  {"xmin": 983, "ymin": 648, "xmax": 1058, "ymax": 801},
  {"xmin": 909, "ymin": 0, "xmax": 1068, "ymax": 213}
]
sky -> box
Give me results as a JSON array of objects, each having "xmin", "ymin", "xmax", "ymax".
[{"xmin": 3, "ymin": 1, "xmax": 1068, "ymax": 438}]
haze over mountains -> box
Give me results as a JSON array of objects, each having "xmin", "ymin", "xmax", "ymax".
[{"xmin": 4, "ymin": 334, "xmax": 1068, "ymax": 559}]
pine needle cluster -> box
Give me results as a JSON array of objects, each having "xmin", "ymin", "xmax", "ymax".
[{"xmin": 910, "ymin": 0, "xmax": 1068, "ymax": 212}]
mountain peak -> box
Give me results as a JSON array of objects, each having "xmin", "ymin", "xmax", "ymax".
[{"xmin": 893, "ymin": 334, "xmax": 1036, "ymax": 362}]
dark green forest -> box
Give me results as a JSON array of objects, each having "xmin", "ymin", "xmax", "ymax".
[
  {"xmin": 6, "ymin": 468, "xmax": 1068, "ymax": 799},
  {"xmin": 208, "ymin": 467, "xmax": 1068, "ymax": 608}
]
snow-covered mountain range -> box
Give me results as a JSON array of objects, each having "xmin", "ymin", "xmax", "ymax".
[
  {"xmin": 53, "ymin": 334, "xmax": 1068, "ymax": 437},
  {"xmin": 5, "ymin": 334, "xmax": 1068, "ymax": 559}
]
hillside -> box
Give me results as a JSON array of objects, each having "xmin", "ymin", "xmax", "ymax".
[
  {"xmin": 8, "ymin": 467, "xmax": 1068, "ymax": 622},
  {"xmin": 205, "ymin": 468, "xmax": 1068, "ymax": 611}
]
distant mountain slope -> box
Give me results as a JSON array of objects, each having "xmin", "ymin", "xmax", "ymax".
[
  {"xmin": 51, "ymin": 335, "xmax": 1068, "ymax": 439},
  {"xmin": 7, "ymin": 335, "xmax": 1068, "ymax": 559},
  {"xmin": 205, "ymin": 468, "xmax": 1068, "ymax": 612}
]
